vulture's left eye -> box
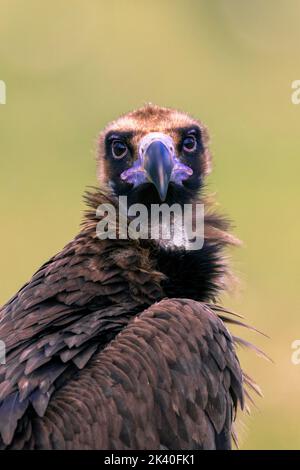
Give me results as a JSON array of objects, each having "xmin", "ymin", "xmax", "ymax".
[
  {"xmin": 183, "ymin": 135, "xmax": 197, "ymax": 153},
  {"xmin": 112, "ymin": 140, "xmax": 128, "ymax": 159}
]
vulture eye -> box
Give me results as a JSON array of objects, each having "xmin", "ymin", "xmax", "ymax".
[
  {"xmin": 111, "ymin": 140, "xmax": 128, "ymax": 159},
  {"xmin": 183, "ymin": 135, "xmax": 197, "ymax": 153}
]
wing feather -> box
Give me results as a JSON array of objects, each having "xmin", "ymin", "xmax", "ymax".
[{"xmin": 2, "ymin": 298, "xmax": 244, "ymax": 450}]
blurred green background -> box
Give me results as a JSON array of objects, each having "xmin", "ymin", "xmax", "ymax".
[{"xmin": 0, "ymin": 0, "xmax": 299, "ymax": 449}]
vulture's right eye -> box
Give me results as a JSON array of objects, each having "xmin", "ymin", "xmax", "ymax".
[
  {"xmin": 111, "ymin": 140, "xmax": 128, "ymax": 159},
  {"xmin": 182, "ymin": 135, "xmax": 197, "ymax": 153}
]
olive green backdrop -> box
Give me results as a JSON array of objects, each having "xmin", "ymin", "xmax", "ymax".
[{"xmin": 1, "ymin": 0, "xmax": 299, "ymax": 449}]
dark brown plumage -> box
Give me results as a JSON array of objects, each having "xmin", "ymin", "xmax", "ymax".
[{"xmin": 0, "ymin": 104, "xmax": 259, "ymax": 450}]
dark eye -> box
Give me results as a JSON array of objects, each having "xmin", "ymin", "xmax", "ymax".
[
  {"xmin": 183, "ymin": 135, "xmax": 197, "ymax": 153},
  {"xmin": 112, "ymin": 140, "xmax": 128, "ymax": 159}
]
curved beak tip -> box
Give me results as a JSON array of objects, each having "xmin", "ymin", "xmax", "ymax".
[
  {"xmin": 143, "ymin": 140, "xmax": 174, "ymax": 201},
  {"xmin": 153, "ymin": 181, "xmax": 169, "ymax": 202}
]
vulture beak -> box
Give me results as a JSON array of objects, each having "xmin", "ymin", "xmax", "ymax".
[{"xmin": 142, "ymin": 135, "xmax": 174, "ymax": 202}]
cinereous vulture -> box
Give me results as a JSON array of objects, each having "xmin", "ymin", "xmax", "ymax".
[{"xmin": 0, "ymin": 104, "xmax": 261, "ymax": 450}]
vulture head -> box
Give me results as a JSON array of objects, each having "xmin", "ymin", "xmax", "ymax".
[{"xmin": 98, "ymin": 104, "xmax": 212, "ymax": 207}]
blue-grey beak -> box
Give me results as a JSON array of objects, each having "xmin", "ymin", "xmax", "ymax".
[{"xmin": 143, "ymin": 140, "xmax": 174, "ymax": 201}]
